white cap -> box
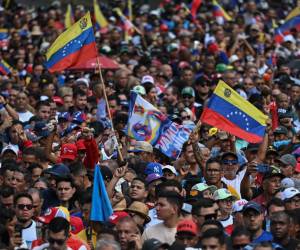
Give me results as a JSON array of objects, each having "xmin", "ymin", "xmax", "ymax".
[
  {"xmin": 75, "ymin": 78, "xmax": 89, "ymax": 87},
  {"xmin": 281, "ymin": 187, "xmax": 300, "ymax": 201},
  {"xmin": 141, "ymin": 75, "xmax": 154, "ymax": 85},
  {"xmin": 229, "ymin": 54, "xmax": 239, "ymax": 64},
  {"xmin": 1, "ymin": 144, "xmax": 18, "ymax": 156},
  {"xmin": 232, "ymin": 199, "xmax": 248, "ymax": 213},
  {"xmin": 281, "ymin": 178, "xmax": 295, "ymax": 189},
  {"xmin": 162, "ymin": 165, "xmax": 177, "ymax": 175},
  {"xmin": 283, "ymin": 34, "xmax": 295, "ymax": 44}
]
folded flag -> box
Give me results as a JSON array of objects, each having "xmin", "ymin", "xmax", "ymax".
[
  {"xmin": 93, "ymin": 0, "xmax": 108, "ymax": 30},
  {"xmin": 90, "ymin": 165, "xmax": 113, "ymax": 221},
  {"xmin": 212, "ymin": 0, "xmax": 232, "ymax": 23},
  {"xmin": 114, "ymin": 8, "xmax": 135, "ymax": 32},
  {"xmin": 201, "ymin": 80, "xmax": 268, "ymax": 143},
  {"xmin": 126, "ymin": 91, "xmax": 193, "ymax": 159},
  {"xmin": 0, "ymin": 28, "xmax": 9, "ymax": 47},
  {"xmin": 64, "ymin": 4, "xmax": 74, "ymax": 29},
  {"xmin": 0, "ymin": 59, "xmax": 11, "ymax": 75},
  {"xmin": 45, "ymin": 12, "xmax": 98, "ymax": 73}
]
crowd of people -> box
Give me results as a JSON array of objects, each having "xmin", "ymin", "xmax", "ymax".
[{"xmin": 1, "ymin": 0, "xmax": 300, "ymax": 249}]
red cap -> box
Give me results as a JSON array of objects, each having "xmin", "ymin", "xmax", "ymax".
[
  {"xmin": 37, "ymin": 207, "xmax": 70, "ymax": 224},
  {"xmin": 52, "ymin": 96, "xmax": 64, "ymax": 105},
  {"xmin": 61, "ymin": 143, "xmax": 77, "ymax": 161},
  {"xmin": 176, "ymin": 219, "xmax": 198, "ymax": 236},
  {"xmin": 296, "ymin": 161, "xmax": 300, "ymax": 173},
  {"xmin": 76, "ymin": 139, "xmax": 86, "ymax": 151},
  {"xmin": 108, "ymin": 211, "xmax": 129, "ymax": 225},
  {"xmin": 70, "ymin": 216, "xmax": 84, "ymax": 234},
  {"xmin": 208, "ymin": 43, "xmax": 219, "ymax": 54}
]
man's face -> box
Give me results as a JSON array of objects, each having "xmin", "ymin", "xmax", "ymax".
[
  {"xmin": 284, "ymin": 195, "xmax": 300, "ymax": 211},
  {"xmin": 280, "ymin": 163, "xmax": 294, "ymax": 178},
  {"xmin": 48, "ymin": 230, "xmax": 68, "ymax": 250},
  {"xmin": 193, "ymin": 206, "xmax": 217, "ymax": 228},
  {"xmin": 271, "ymin": 214, "xmax": 289, "ymax": 240},
  {"xmin": 37, "ymin": 105, "xmax": 51, "ymax": 121},
  {"xmin": 201, "ymin": 237, "xmax": 224, "ymax": 250},
  {"xmin": 205, "ymin": 162, "xmax": 223, "ymax": 185},
  {"xmin": 16, "ymin": 92, "xmax": 28, "ymax": 110},
  {"xmin": 232, "ymin": 235, "xmax": 250, "ymax": 250},
  {"xmin": 268, "ymin": 204, "xmax": 285, "ymax": 217},
  {"xmin": 264, "ymin": 177, "xmax": 281, "ymax": 195},
  {"xmin": 182, "ymin": 94, "xmax": 194, "ymax": 108},
  {"xmin": 164, "ymin": 88, "xmax": 177, "ymax": 104},
  {"xmin": 218, "ymin": 198, "xmax": 234, "ymax": 217},
  {"xmin": 243, "ymin": 209, "xmax": 264, "ymax": 232},
  {"xmin": 72, "ymin": 170, "xmax": 86, "ymax": 189},
  {"xmin": 81, "ymin": 203, "xmax": 91, "ymax": 224},
  {"xmin": 31, "ymin": 192, "xmax": 42, "ymax": 217},
  {"xmin": 156, "ymin": 197, "xmax": 176, "ymax": 221},
  {"xmin": 129, "ymin": 180, "xmax": 147, "ymax": 201},
  {"xmin": 277, "ymin": 94, "xmax": 289, "ymax": 109},
  {"xmin": 0, "ymin": 194, "xmax": 14, "ymax": 209},
  {"xmin": 184, "ymin": 144, "xmax": 196, "ymax": 165},
  {"xmin": 63, "ymin": 95, "xmax": 73, "ymax": 111},
  {"xmin": 116, "ymin": 221, "xmax": 138, "ymax": 250},
  {"xmin": 291, "ymin": 86, "xmax": 300, "ymax": 102},
  {"xmin": 3, "ymin": 170, "xmax": 16, "ymax": 189},
  {"xmin": 15, "ymin": 197, "xmax": 34, "ymax": 223},
  {"xmin": 22, "ymin": 154, "xmax": 38, "ymax": 168},
  {"xmin": 75, "ymin": 95, "xmax": 87, "ymax": 110},
  {"xmin": 56, "ymin": 181, "xmax": 75, "ymax": 202},
  {"xmin": 222, "ymin": 156, "xmax": 239, "ymax": 180},
  {"xmin": 176, "ymin": 232, "xmax": 198, "ymax": 247},
  {"xmin": 14, "ymin": 171, "xmax": 26, "ymax": 192},
  {"xmin": 31, "ymin": 167, "xmax": 43, "ymax": 182}
]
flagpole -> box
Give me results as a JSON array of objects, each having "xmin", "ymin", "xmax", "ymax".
[{"xmin": 95, "ymin": 56, "xmax": 124, "ymax": 162}]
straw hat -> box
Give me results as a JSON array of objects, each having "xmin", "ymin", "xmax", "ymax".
[
  {"xmin": 31, "ymin": 25, "xmax": 43, "ymax": 36},
  {"xmin": 126, "ymin": 201, "xmax": 151, "ymax": 223}
]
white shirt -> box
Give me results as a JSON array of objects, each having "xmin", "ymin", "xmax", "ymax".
[
  {"xmin": 146, "ymin": 208, "xmax": 162, "ymax": 228},
  {"xmin": 22, "ymin": 220, "xmax": 37, "ymax": 249},
  {"xmin": 142, "ymin": 222, "xmax": 177, "ymax": 245},
  {"xmin": 221, "ymin": 167, "xmax": 247, "ymax": 197},
  {"xmin": 18, "ymin": 110, "xmax": 34, "ymax": 123}
]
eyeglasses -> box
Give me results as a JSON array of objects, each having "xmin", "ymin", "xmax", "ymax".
[
  {"xmin": 181, "ymin": 115, "xmax": 191, "ymax": 120},
  {"xmin": 222, "ymin": 159, "xmax": 238, "ymax": 165},
  {"xmin": 48, "ymin": 237, "xmax": 66, "ymax": 245},
  {"xmin": 206, "ymin": 168, "xmax": 221, "ymax": 173},
  {"xmin": 182, "ymin": 94, "xmax": 193, "ymax": 99},
  {"xmin": 17, "ymin": 204, "xmax": 33, "ymax": 210}
]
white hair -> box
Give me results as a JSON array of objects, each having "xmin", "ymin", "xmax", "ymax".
[{"xmin": 95, "ymin": 239, "xmax": 121, "ymax": 250}]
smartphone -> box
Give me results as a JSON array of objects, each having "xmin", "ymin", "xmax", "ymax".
[
  {"xmin": 257, "ymin": 164, "xmax": 270, "ymax": 173},
  {"xmin": 15, "ymin": 224, "xmax": 23, "ymax": 238}
]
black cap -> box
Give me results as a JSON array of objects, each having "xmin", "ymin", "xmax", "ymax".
[
  {"xmin": 263, "ymin": 165, "xmax": 284, "ymax": 181},
  {"xmin": 246, "ymin": 143, "xmax": 259, "ymax": 152},
  {"xmin": 142, "ymin": 239, "xmax": 169, "ymax": 250},
  {"xmin": 273, "ymin": 126, "xmax": 288, "ymax": 135},
  {"xmin": 221, "ymin": 152, "xmax": 238, "ymax": 161},
  {"xmin": 242, "ymin": 201, "xmax": 262, "ymax": 214}
]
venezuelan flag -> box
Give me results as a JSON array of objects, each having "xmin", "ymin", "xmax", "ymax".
[
  {"xmin": 274, "ymin": 15, "xmax": 300, "ymax": 43},
  {"xmin": 45, "ymin": 12, "xmax": 98, "ymax": 73},
  {"xmin": 201, "ymin": 81, "xmax": 267, "ymax": 143},
  {"xmin": 64, "ymin": 4, "xmax": 74, "ymax": 29},
  {"xmin": 212, "ymin": 0, "xmax": 232, "ymax": 21},
  {"xmin": 286, "ymin": 6, "xmax": 300, "ymax": 21},
  {"xmin": 93, "ymin": 0, "xmax": 108, "ymax": 30},
  {"xmin": 0, "ymin": 59, "xmax": 11, "ymax": 75},
  {"xmin": 114, "ymin": 8, "xmax": 134, "ymax": 32},
  {"xmin": 0, "ymin": 29, "xmax": 8, "ymax": 40}
]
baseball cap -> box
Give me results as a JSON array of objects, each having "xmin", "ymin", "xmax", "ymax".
[
  {"xmin": 58, "ymin": 112, "xmax": 70, "ymax": 121},
  {"xmin": 216, "ymin": 63, "xmax": 228, "ymax": 73},
  {"xmin": 142, "ymin": 239, "xmax": 169, "ymax": 250},
  {"xmin": 45, "ymin": 163, "xmax": 70, "ymax": 177},
  {"xmin": 176, "ymin": 219, "xmax": 198, "ymax": 236},
  {"xmin": 1, "ymin": 144, "xmax": 18, "ymax": 156},
  {"xmin": 232, "ymin": 199, "xmax": 248, "ymax": 213},
  {"xmin": 283, "ymin": 34, "xmax": 296, "ymax": 43},
  {"xmin": 181, "ymin": 87, "xmax": 195, "ymax": 97},
  {"xmin": 145, "ymin": 173, "xmax": 165, "ymax": 184},
  {"xmin": 76, "ymin": 139, "xmax": 86, "ymax": 151},
  {"xmin": 281, "ymin": 178, "xmax": 295, "ymax": 189},
  {"xmin": 217, "ymin": 131, "xmax": 229, "ymax": 140},
  {"xmin": 213, "ymin": 188, "xmax": 235, "ymax": 201},
  {"xmin": 108, "ymin": 211, "xmax": 129, "ymax": 225},
  {"xmin": 162, "ymin": 165, "xmax": 178, "ymax": 175},
  {"xmin": 263, "ymin": 165, "xmax": 284, "ymax": 181},
  {"xmin": 37, "ymin": 206, "xmax": 70, "ymax": 224},
  {"xmin": 70, "ymin": 216, "xmax": 84, "ymax": 234},
  {"xmin": 52, "ymin": 96, "xmax": 64, "ymax": 106},
  {"xmin": 125, "ymin": 201, "xmax": 151, "ymax": 223},
  {"xmin": 61, "ymin": 123, "xmax": 80, "ymax": 137},
  {"xmin": 145, "ymin": 162, "xmax": 163, "ymax": 176},
  {"xmin": 72, "ymin": 111, "xmax": 86, "ymax": 124},
  {"xmin": 279, "ymin": 154, "xmax": 297, "ymax": 167},
  {"xmin": 60, "ymin": 143, "xmax": 77, "ymax": 161},
  {"xmin": 191, "ymin": 183, "xmax": 217, "ymax": 193},
  {"xmin": 100, "ymin": 165, "xmax": 113, "ymax": 182},
  {"xmin": 75, "ymin": 77, "xmax": 89, "ymax": 87},
  {"xmin": 281, "ymin": 187, "xmax": 300, "ymax": 201},
  {"xmin": 141, "ymin": 75, "xmax": 154, "ymax": 84},
  {"xmin": 229, "ymin": 54, "xmax": 239, "ymax": 64},
  {"xmin": 221, "ymin": 151, "xmax": 238, "ymax": 161},
  {"xmin": 133, "ymin": 85, "xmax": 146, "ymax": 95},
  {"xmin": 130, "ymin": 141, "xmax": 153, "ymax": 153},
  {"xmin": 273, "ymin": 126, "xmax": 288, "ymax": 135},
  {"xmin": 246, "ymin": 143, "xmax": 259, "ymax": 152},
  {"xmin": 34, "ymin": 121, "xmax": 50, "ymax": 139},
  {"xmin": 242, "ymin": 201, "xmax": 262, "ymax": 214}
]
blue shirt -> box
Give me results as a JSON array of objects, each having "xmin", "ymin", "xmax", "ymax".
[{"xmin": 252, "ymin": 230, "xmax": 273, "ymax": 243}]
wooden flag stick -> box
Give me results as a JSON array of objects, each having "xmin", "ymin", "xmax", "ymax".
[{"xmin": 96, "ymin": 56, "xmax": 124, "ymax": 162}]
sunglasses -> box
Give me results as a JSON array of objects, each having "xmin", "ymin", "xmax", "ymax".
[
  {"xmin": 181, "ymin": 115, "xmax": 191, "ymax": 120},
  {"xmin": 48, "ymin": 237, "xmax": 66, "ymax": 245},
  {"xmin": 204, "ymin": 213, "xmax": 217, "ymax": 220},
  {"xmin": 222, "ymin": 159, "xmax": 238, "ymax": 165},
  {"xmin": 182, "ymin": 94, "xmax": 193, "ymax": 99},
  {"xmin": 17, "ymin": 204, "xmax": 33, "ymax": 210}
]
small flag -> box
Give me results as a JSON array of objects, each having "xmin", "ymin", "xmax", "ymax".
[
  {"xmin": 64, "ymin": 4, "xmax": 74, "ymax": 29},
  {"xmin": 90, "ymin": 165, "xmax": 113, "ymax": 221},
  {"xmin": 191, "ymin": 0, "xmax": 202, "ymax": 19},
  {"xmin": 274, "ymin": 15, "xmax": 300, "ymax": 43},
  {"xmin": 201, "ymin": 80, "xmax": 268, "ymax": 143},
  {"xmin": 114, "ymin": 8, "xmax": 135, "ymax": 32},
  {"xmin": 93, "ymin": 0, "xmax": 108, "ymax": 30},
  {"xmin": 0, "ymin": 59, "xmax": 12, "ymax": 75},
  {"xmin": 45, "ymin": 12, "xmax": 98, "ymax": 73},
  {"xmin": 212, "ymin": 0, "xmax": 232, "ymax": 23}
]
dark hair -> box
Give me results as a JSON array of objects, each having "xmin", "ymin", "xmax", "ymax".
[
  {"xmin": 155, "ymin": 180, "xmax": 182, "ymax": 197},
  {"xmin": 14, "ymin": 166, "xmax": 31, "ymax": 183},
  {"xmin": 157, "ymin": 190, "xmax": 183, "ymax": 215},
  {"xmin": 201, "ymin": 228, "xmax": 225, "ymax": 245},
  {"xmin": 202, "ymin": 219, "xmax": 224, "ymax": 232},
  {"xmin": 36, "ymin": 100, "xmax": 50, "ymax": 111},
  {"xmin": 22, "ymin": 146, "xmax": 39, "ymax": 157},
  {"xmin": 192, "ymin": 198, "xmax": 215, "ymax": 215},
  {"xmin": 73, "ymin": 89, "xmax": 87, "ymax": 98},
  {"xmin": 78, "ymin": 191, "xmax": 92, "ymax": 206},
  {"xmin": 132, "ymin": 177, "xmax": 147, "ymax": 188},
  {"xmin": 143, "ymin": 82, "xmax": 155, "ymax": 94},
  {"xmin": 231, "ymin": 226, "xmax": 251, "ymax": 240},
  {"xmin": 205, "ymin": 157, "xmax": 221, "ymax": 170},
  {"xmin": 288, "ymin": 209, "xmax": 300, "ymax": 226},
  {"xmin": 69, "ymin": 162, "xmax": 87, "ymax": 177},
  {"xmin": 0, "ymin": 186, "xmax": 15, "ymax": 198},
  {"xmin": 253, "ymin": 242, "xmax": 273, "ymax": 250},
  {"xmin": 28, "ymin": 163, "xmax": 43, "ymax": 173},
  {"xmin": 266, "ymin": 198, "xmax": 285, "ymax": 214},
  {"xmin": 48, "ymin": 217, "xmax": 70, "ymax": 237},
  {"xmin": 0, "ymin": 207, "xmax": 15, "ymax": 225},
  {"xmin": 56, "ymin": 176, "xmax": 75, "ymax": 188},
  {"xmin": 14, "ymin": 192, "xmax": 33, "ymax": 205},
  {"xmin": 270, "ymin": 211, "xmax": 290, "ymax": 223}
]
